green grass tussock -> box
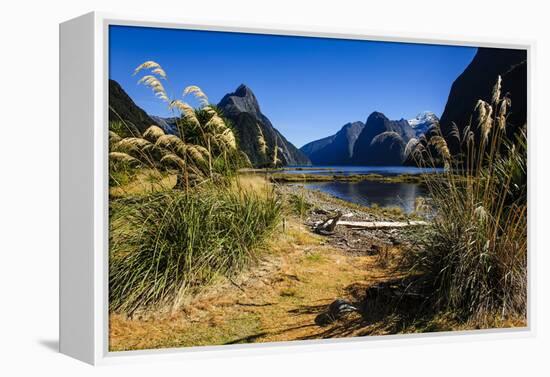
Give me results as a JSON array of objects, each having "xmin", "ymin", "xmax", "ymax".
[
  {"xmin": 408, "ymin": 76, "xmax": 527, "ymax": 324},
  {"xmin": 109, "ymin": 184, "xmax": 281, "ymax": 315}
]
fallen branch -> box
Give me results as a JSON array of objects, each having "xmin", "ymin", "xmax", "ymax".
[
  {"xmin": 337, "ymin": 220, "xmax": 429, "ymax": 229},
  {"xmin": 314, "ymin": 211, "xmax": 343, "ymax": 235}
]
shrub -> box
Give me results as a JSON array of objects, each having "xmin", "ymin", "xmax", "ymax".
[
  {"xmin": 109, "ymin": 184, "xmax": 281, "ymax": 315},
  {"xmin": 288, "ymin": 191, "xmax": 312, "ymax": 218},
  {"xmin": 407, "ymin": 77, "xmax": 527, "ymax": 323}
]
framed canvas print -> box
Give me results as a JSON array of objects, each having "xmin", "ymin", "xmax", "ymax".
[{"xmin": 59, "ymin": 12, "xmax": 533, "ymax": 365}]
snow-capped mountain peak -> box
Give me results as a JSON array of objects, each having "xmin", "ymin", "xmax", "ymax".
[
  {"xmin": 408, "ymin": 111, "xmax": 438, "ymax": 127},
  {"xmin": 407, "ymin": 111, "xmax": 439, "ymax": 136}
]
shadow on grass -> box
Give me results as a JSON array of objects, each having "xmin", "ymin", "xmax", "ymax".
[
  {"xmin": 225, "ymin": 276, "xmax": 449, "ymax": 345},
  {"xmin": 296, "ymin": 277, "xmax": 443, "ymax": 340},
  {"xmin": 224, "ymin": 324, "xmax": 318, "ymax": 345}
]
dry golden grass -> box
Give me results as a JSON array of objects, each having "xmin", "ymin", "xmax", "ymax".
[
  {"xmin": 109, "ymin": 218, "xmax": 368, "ymax": 350},
  {"xmin": 109, "ymin": 170, "xmax": 176, "ymax": 198},
  {"xmin": 142, "ymin": 125, "xmax": 165, "ymax": 142},
  {"xmin": 110, "ymin": 172, "xmax": 269, "ymax": 199},
  {"xmin": 109, "ymin": 198, "xmax": 524, "ymax": 351},
  {"xmin": 234, "ymin": 174, "xmax": 271, "ymax": 196}
]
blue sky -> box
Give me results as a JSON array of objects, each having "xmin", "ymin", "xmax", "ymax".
[{"xmin": 109, "ymin": 25, "xmax": 476, "ymax": 148}]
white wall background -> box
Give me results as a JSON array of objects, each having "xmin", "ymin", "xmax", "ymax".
[{"xmin": 1, "ymin": 0, "xmax": 548, "ymax": 375}]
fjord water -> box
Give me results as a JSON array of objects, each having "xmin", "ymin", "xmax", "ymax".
[
  {"xmin": 285, "ymin": 166, "xmax": 443, "ymax": 213},
  {"xmin": 282, "ymin": 166, "xmax": 443, "ymax": 176}
]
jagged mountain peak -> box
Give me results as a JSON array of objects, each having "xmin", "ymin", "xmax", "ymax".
[
  {"xmin": 218, "ymin": 84, "xmax": 261, "ymax": 117},
  {"xmin": 367, "ymin": 111, "xmax": 388, "ymax": 121},
  {"xmin": 234, "ymin": 83, "xmax": 254, "ymax": 97},
  {"xmin": 217, "ymin": 85, "xmax": 310, "ymax": 167}
]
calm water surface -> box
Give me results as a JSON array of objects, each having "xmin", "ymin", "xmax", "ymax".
[
  {"xmin": 283, "ymin": 165, "xmax": 443, "ymax": 176},
  {"xmin": 287, "ymin": 166, "xmax": 441, "ymax": 213}
]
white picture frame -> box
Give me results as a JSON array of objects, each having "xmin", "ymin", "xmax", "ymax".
[{"xmin": 59, "ymin": 11, "xmax": 535, "ymax": 365}]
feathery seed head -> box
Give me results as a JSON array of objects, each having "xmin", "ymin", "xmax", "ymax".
[
  {"xmin": 272, "ymin": 137, "xmax": 281, "ymax": 167},
  {"xmin": 404, "ymin": 138, "xmax": 419, "ymax": 159},
  {"xmin": 203, "ymin": 106, "xmax": 217, "ymax": 116},
  {"xmin": 137, "ymin": 75, "xmax": 169, "ymax": 103},
  {"xmin": 113, "ymin": 137, "xmax": 152, "ymax": 153},
  {"xmin": 450, "ymin": 122, "xmax": 461, "ymax": 142},
  {"xmin": 133, "ymin": 61, "xmax": 164, "ymax": 76},
  {"xmin": 475, "ymin": 100, "xmax": 494, "ymax": 142},
  {"xmin": 218, "ymin": 128, "xmax": 237, "ymax": 150},
  {"xmin": 143, "ymin": 125, "xmax": 165, "ymax": 142},
  {"xmin": 497, "ymin": 95, "xmax": 511, "ymax": 131},
  {"xmin": 491, "ymin": 75, "xmax": 502, "ymax": 105},
  {"xmin": 160, "ymin": 153, "xmax": 186, "ymax": 169},
  {"xmin": 185, "ymin": 145, "xmax": 208, "ymax": 164},
  {"xmin": 205, "ymin": 114, "xmax": 227, "ymax": 132},
  {"xmin": 429, "ymin": 135, "xmax": 451, "ymax": 168},
  {"xmin": 370, "ymin": 131, "xmax": 405, "ymax": 148},
  {"xmin": 170, "ymin": 100, "xmax": 200, "ymax": 127},
  {"xmin": 109, "ymin": 130, "xmax": 122, "ymax": 145},
  {"xmin": 474, "ymin": 205, "xmax": 488, "ymax": 223},
  {"xmin": 155, "ymin": 134, "xmax": 186, "ymax": 154},
  {"xmin": 256, "ymin": 124, "xmax": 267, "ymax": 156},
  {"xmin": 151, "ymin": 67, "xmax": 167, "ymax": 79},
  {"xmin": 183, "ymin": 85, "xmax": 209, "ymax": 107},
  {"xmin": 109, "ymin": 152, "xmax": 141, "ymax": 166}
]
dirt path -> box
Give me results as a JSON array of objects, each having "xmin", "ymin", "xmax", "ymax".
[{"xmin": 109, "ymin": 187, "xmax": 418, "ymax": 351}]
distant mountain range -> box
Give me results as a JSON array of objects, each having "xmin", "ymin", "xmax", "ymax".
[
  {"xmin": 301, "ymin": 48, "xmax": 527, "ymax": 166},
  {"xmin": 109, "ymin": 78, "xmax": 438, "ymax": 168},
  {"xmin": 109, "ymin": 46, "xmax": 527, "ymax": 168},
  {"xmin": 300, "ymin": 112, "xmax": 438, "ymax": 166}
]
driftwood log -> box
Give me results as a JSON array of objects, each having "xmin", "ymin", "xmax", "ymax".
[
  {"xmin": 337, "ymin": 220, "xmax": 429, "ymax": 229},
  {"xmin": 314, "ymin": 214, "xmax": 428, "ymax": 233}
]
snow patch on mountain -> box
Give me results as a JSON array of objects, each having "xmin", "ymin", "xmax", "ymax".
[{"xmin": 408, "ymin": 111, "xmax": 439, "ymax": 136}]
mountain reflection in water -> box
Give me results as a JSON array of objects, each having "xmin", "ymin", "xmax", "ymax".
[{"xmin": 296, "ymin": 180, "xmax": 427, "ymax": 213}]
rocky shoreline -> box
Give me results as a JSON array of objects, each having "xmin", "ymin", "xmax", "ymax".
[
  {"xmin": 270, "ymin": 172, "xmax": 428, "ymax": 184},
  {"xmin": 278, "ymin": 184, "xmax": 424, "ymax": 256}
]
